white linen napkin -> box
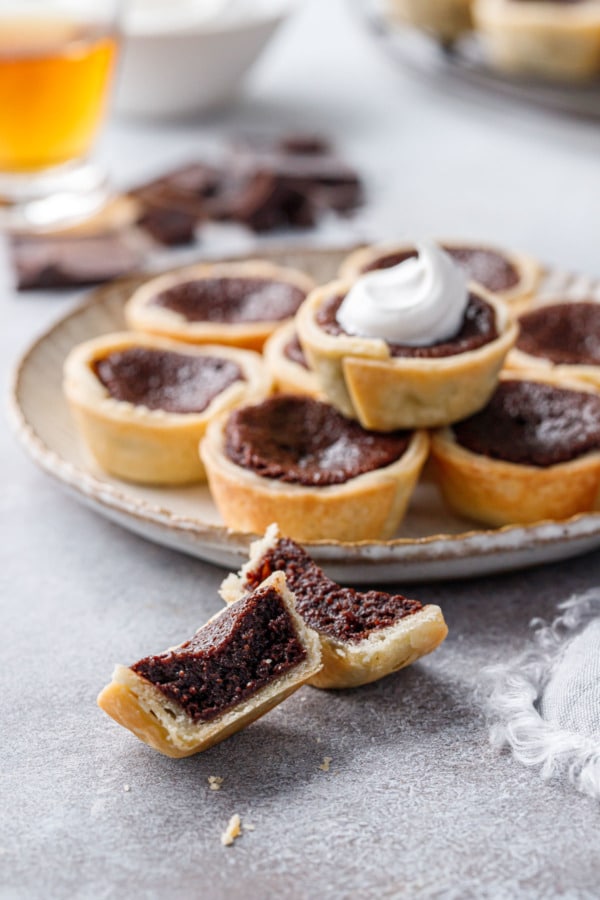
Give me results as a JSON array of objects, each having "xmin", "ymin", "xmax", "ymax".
[{"xmin": 482, "ymin": 589, "xmax": 600, "ymax": 800}]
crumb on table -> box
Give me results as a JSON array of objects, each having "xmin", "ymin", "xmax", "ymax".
[{"xmin": 221, "ymin": 814, "xmax": 242, "ymax": 847}]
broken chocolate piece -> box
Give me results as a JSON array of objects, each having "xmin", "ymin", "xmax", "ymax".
[
  {"xmin": 137, "ymin": 205, "xmax": 197, "ymax": 247},
  {"xmin": 11, "ymin": 233, "xmax": 142, "ymax": 291}
]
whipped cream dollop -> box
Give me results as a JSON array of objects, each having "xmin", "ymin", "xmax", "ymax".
[{"xmin": 336, "ymin": 241, "xmax": 469, "ymax": 346}]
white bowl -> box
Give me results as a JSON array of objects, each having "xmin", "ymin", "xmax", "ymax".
[{"xmin": 114, "ymin": 1, "xmax": 292, "ymax": 120}]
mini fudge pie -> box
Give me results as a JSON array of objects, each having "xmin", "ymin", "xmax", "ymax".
[
  {"xmin": 387, "ymin": 0, "xmax": 474, "ymax": 42},
  {"xmin": 263, "ymin": 320, "xmax": 322, "ymax": 398},
  {"xmin": 125, "ymin": 260, "xmax": 315, "ymax": 352},
  {"xmin": 221, "ymin": 526, "xmax": 448, "ymax": 690},
  {"xmin": 98, "ymin": 572, "xmax": 322, "ymax": 758},
  {"xmin": 429, "ymin": 372, "xmax": 600, "ymax": 527},
  {"xmin": 473, "ymin": 0, "xmax": 600, "ymax": 83},
  {"xmin": 508, "ymin": 297, "xmax": 600, "ymax": 389},
  {"xmin": 63, "ymin": 332, "xmax": 272, "ymax": 485},
  {"xmin": 339, "ymin": 239, "xmax": 540, "ymax": 308},
  {"xmin": 200, "ymin": 394, "xmax": 429, "ymax": 542},
  {"xmin": 297, "ymin": 242, "xmax": 518, "ymax": 431}
]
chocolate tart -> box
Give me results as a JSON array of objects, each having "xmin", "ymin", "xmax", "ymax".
[
  {"xmin": 339, "ymin": 240, "xmax": 541, "ymax": 308},
  {"xmin": 474, "ymin": 0, "xmax": 600, "ymax": 82},
  {"xmin": 97, "ymin": 572, "xmax": 322, "ymax": 758},
  {"xmin": 200, "ymin": 395, "xmax": 429, "ymax": 542},
  {"xmin": 124, "ymin": 260, "xmax": 315, "ymax": 352},
  {"xmin": 388, "ymin": 0, "xmax": 474, "ymax": 42},
  {"xmin": 63, "ymin": 332, "xmax": 272, "ymax": 485},
  {"xmin": 221, "ymin": 526, "xmax": 448, "ymax": 690},
  {"xmin": 295, "ymin": 278, "xmax": 518, "ymax": 431},
  {"xmin": 263, "ymin": 320, "xmax": 323, "ymax": 398},
  {"xmin": 508, "ymin": 297, "xmax": 600, "ymax": 390},
  {"xmin": 430, "ymin": 371, "xmax": 600, "ymax": 527}
]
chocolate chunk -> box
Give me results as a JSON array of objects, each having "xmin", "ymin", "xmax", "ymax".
[
  {"xmin": 129, "ymin": 161, "xmax": 223, "ymax": 219},
  {"xmin": 131, "ymin": 584, "xmax": 306, "ymax": 722},
  {"xmin": 137, "ymin": 206, "xmax": 197, "ymax": 247},
  {"xmin": 225, "ymin": 395, "xmax": 411, "ymax": 486},
  {"xmin": 93, "ymin": 347, "xmax": 244, "ymax": 414},
  {"xmin": 243, "ymin": 537, "xmax": 422, "ymax": 642},
  {"xmin": 11, "ymin": 233, "xmax": 142, "ymax": 291}
]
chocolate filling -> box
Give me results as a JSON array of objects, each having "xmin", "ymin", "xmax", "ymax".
[
  {"xmin": 517, "ymin": 302, "xmax": 600, "ymax": 366},
  {"xmin": 452, "ymin": 379, "xmax": 600, "ymax": 467},
  {"xmin": 225, "ymin": 395, "xmax": 411, "ymax": 486},
  {"xmin": 360, "ymin": 246, "xmax": 520, "ymax": 294},
  {"xmin": 243, "ymin": 537, "xmax": 422, "ymax": 642},
  {"xmin": 317, "ymin": 293, "xmax": 498, "ymax": 358},
  {"xmin": 131, "ymin": 584, "xmax": 306, "ymax": 723},
  {"xmin": 93, "ymin": 347, "xmax": 243, "ymax": 414},
  {"xmin": 283, "ymin": 333, "xmax": 309, "ymax": 370},
  {"xmin": 152, "ymin": 277, "xmax": 307, "ymax": 324}
]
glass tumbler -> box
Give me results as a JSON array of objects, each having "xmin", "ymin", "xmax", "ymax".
[{"xmin": 0, "ymin": 0, "xmax": 122, "ymax": 231}]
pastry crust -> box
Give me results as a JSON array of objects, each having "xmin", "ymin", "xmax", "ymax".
[
  {"xmin": 339, "ymin": 239, "xmax": 541, "ymax": 308},
  {"xmin": 97, "ymin": 572, "xmax": 322, "ymax": 758},
  {"xmin": 263, "ymin": 320, "xmax": 323, "ymax": 398},
  {"xmin": 124, "ymin": 259, "xmax": 316, "ymax": 352},
  {"xmin": 220, "ymin": 525, "xmax": 448, "ymax": 690},
  {"xmin": 387, "ymin": 0, "xmax": 474, "ymax": 42},
  {"xmin": 474, "ymin": 0, "xmax": 600, "ymax": 82},
  {"xmin": 295, "ymin": 278, "xmax": 518, "ymax": 430},
  {"xmin": 200, "ymin": 409, "xmax": 430, "ymax": 542},
  {"xmin": 507, "ymin": 295, "xmax": 600, "ymax": 390},
  {"xmin": 429, "ymin": 370, "xmax": 600, "ymax": 527},
  {"xmin": 63, "ymin": 332, "xmax": 272, "ymax": 485}
]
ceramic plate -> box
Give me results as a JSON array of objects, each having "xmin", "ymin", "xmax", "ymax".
[{"xmin": 10, "ymin": 245, "xmax": 600, "ymax": 583}]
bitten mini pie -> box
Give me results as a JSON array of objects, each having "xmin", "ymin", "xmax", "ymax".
[
  {"xmin": 200, "ymin": 394, "xmax": 429, "ymax": 542},
  {"xmin": 340, "ymin": 239, "xmax": 541, "ymax": 308},
  {"xmin": 98, "ymin": 572, "xmax": 322, "ymax": 758},
  {"xmin": 474, "ymin": 0, "xmax": 600, "ymax": 82},
  {"xmin": 388, "ymin": 0, "xmax": 474, "ymax": 43},
  {"xmin": 297, "ymin": 245, "xmax": 518, "ymax": 430},
  {"xmin": 430, "ymin": 371, "xmax": 600, "ymax": 527},
  {"xmin": 221, "ymin": 526, "xmax": 448, "ymax": 690},
  {"xmin": 63, "ymin": 332, "xmax": 272, "ymax": 485},
  {"xmin": 508, "ymin": 297, "xmax": 600, "ymax": 389},
  {"xmin": 125, "ymin": 260, "xmax": 315, "ymax": 351},
  {"xmin": 263, "ymin": 320, "xmax": 322, "ymax": 398}
]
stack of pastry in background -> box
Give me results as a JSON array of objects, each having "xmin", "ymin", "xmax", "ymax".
[{"xmin": 388, "ymin": 0, "xmax": 600, "ymax": 83}]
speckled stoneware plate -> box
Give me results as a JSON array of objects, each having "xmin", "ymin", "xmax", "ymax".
[{"xmin": 10, "ymin": 245, "xmax": 600, "ymax": 583}]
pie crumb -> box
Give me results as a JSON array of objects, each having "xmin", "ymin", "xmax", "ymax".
[
  {"xmin": 244, "ymin": 823, "xmax": 255, "ymax": 832},
  {"xmin": 221, "ymin": 814, "xmax": 242, "ymax": 847},
  {"xmin": 208, "ymin": 776, "xmax": 224, "ymax": 791},
  {"xmin": 123, "ymin": 784, "xmax": 131, "ymax": 792},
  {"xmin": 318, "ymin": 757, "xmax": 332, "ymax": 772}
]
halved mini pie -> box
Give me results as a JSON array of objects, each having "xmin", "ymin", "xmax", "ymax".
[
  {"xmin": 125, "ymin": 259, "xmax": 315, "ymax": 351},
  {"xmin": 263, "ymin": 320, "xmax": 322, "ymax": 398},
  {"xmin": 474, "ymin": 0, "xmax": 600, "ymax": 82},
  {"xmin": 508, "ymin": 296, "xmax": 600, "ymax": 389},
  {"xmin": 200, "ymin": 394, "xmax": 429, "ymax": 542},
  {"xmin": 221, "ymin": 525, "xmax": 448, "ymax": 690},
  {"xmin": 63, "ymin": 332, "xmax": 272, "ymax": 485},
  {"xmin": 430, "ymin": 371, "xmax": 600, "ymax": 526},
  {"xmin": 387, "ymin": 0, "xmax": 474, "ymax": 43},
  {"xmin": 296, "ymin": 278, "xmax": 518, "ymax": 430},
  {"xmin": 98, "ymin": 571, "xmax": 322, "ymax": 758},
  {"xmin": 339, "ymin": 240, "xmax": 540, "ymax": 308}
]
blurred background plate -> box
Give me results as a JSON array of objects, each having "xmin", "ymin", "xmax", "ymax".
[{"xmin": 353, "ymin": 0, "xmax": 600, "ymax": 121}]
